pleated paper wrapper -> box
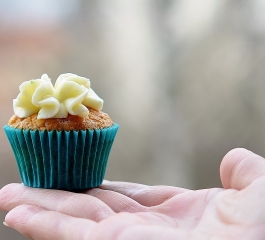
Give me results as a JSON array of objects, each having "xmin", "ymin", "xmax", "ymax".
[{"xmin": 3, "ymin": 123, "xmax": 119, "ymax": 191}]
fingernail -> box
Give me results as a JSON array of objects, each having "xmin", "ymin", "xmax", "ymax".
[{"xmin": 3, "ymin": 222, "xmax": 9, "ymax": 227}]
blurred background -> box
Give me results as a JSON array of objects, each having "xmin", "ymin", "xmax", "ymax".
[{"xmin": 1, "ymin": 0, "xmax": 265, "ymax": 238}]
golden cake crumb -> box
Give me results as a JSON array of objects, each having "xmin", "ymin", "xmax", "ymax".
[{"xmin": 8, "ymin": 108, "xmax": 113, "ymax": 131}]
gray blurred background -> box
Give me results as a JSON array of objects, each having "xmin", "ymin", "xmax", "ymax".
[{"xmin": 1, "ymin": 0, "xmax": 265, "ymax": 239}]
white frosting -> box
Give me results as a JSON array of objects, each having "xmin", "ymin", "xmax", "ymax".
[{"xmin": 13, "ymin": 73, "xmax": 104, "ymax": 119}]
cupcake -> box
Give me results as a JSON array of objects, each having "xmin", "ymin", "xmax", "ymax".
[{"xmin": 3, "ymin": 73, "xmax": 119, "ymax": 191}]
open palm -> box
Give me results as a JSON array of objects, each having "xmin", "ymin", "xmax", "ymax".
[{"xmin": 0, "ymin": 148, "xmax": 265, "ymax": 240}]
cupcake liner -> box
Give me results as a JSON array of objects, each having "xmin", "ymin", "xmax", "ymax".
[{"xmin": 3, "ymin": 123, "xmax": 119, "ymax": 191}]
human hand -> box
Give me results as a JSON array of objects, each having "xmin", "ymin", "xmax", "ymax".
[{"xmin": 0, "ymin": 148, "xmax": 265, "ymax": 240}]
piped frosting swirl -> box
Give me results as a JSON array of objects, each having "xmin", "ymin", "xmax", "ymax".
[{"xmin": 13, "ymin": 73, "xmax": 103, "ymax": 119}]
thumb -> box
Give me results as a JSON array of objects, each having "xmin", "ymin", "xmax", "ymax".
[{"xmin": 220, "ymin": 148, "xmax": 265, "ymax": 190}]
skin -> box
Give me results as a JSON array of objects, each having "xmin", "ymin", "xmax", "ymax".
[{"xmin": 0, "ymin": 148, "xmax": 265, "ymax": 239}]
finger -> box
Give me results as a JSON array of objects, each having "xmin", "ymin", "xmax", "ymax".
[
  {"xmin": 99, "ymin": 181, "xmax": 188, "ymax": 206},
  {"xmin": 5, "ymin": 205, "xmax": 97, "ymax": 240},
  {"xmin": 6, "ymin": 205, "xmax": 186, "ymax": 240},
  {"xmin": 220, "ymin": 148, "xmax": 265, "ymax": 190},
  {"xmin": 86, "ymin": 188, "xmax": 147, "ymax": 213},
  {"xmin": 0, "ymin": 183, "xmax": 114, "ymax": 221}
]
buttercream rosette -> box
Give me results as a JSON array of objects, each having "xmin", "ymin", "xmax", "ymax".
[{"xmin": 13, "ymin": 73, "xmax": 103, "ymax": 119}]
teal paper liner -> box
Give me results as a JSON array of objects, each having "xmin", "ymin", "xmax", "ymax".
[{"xmin": 3, "ymin": 124, "xmax": 119, "ymax": 191}]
